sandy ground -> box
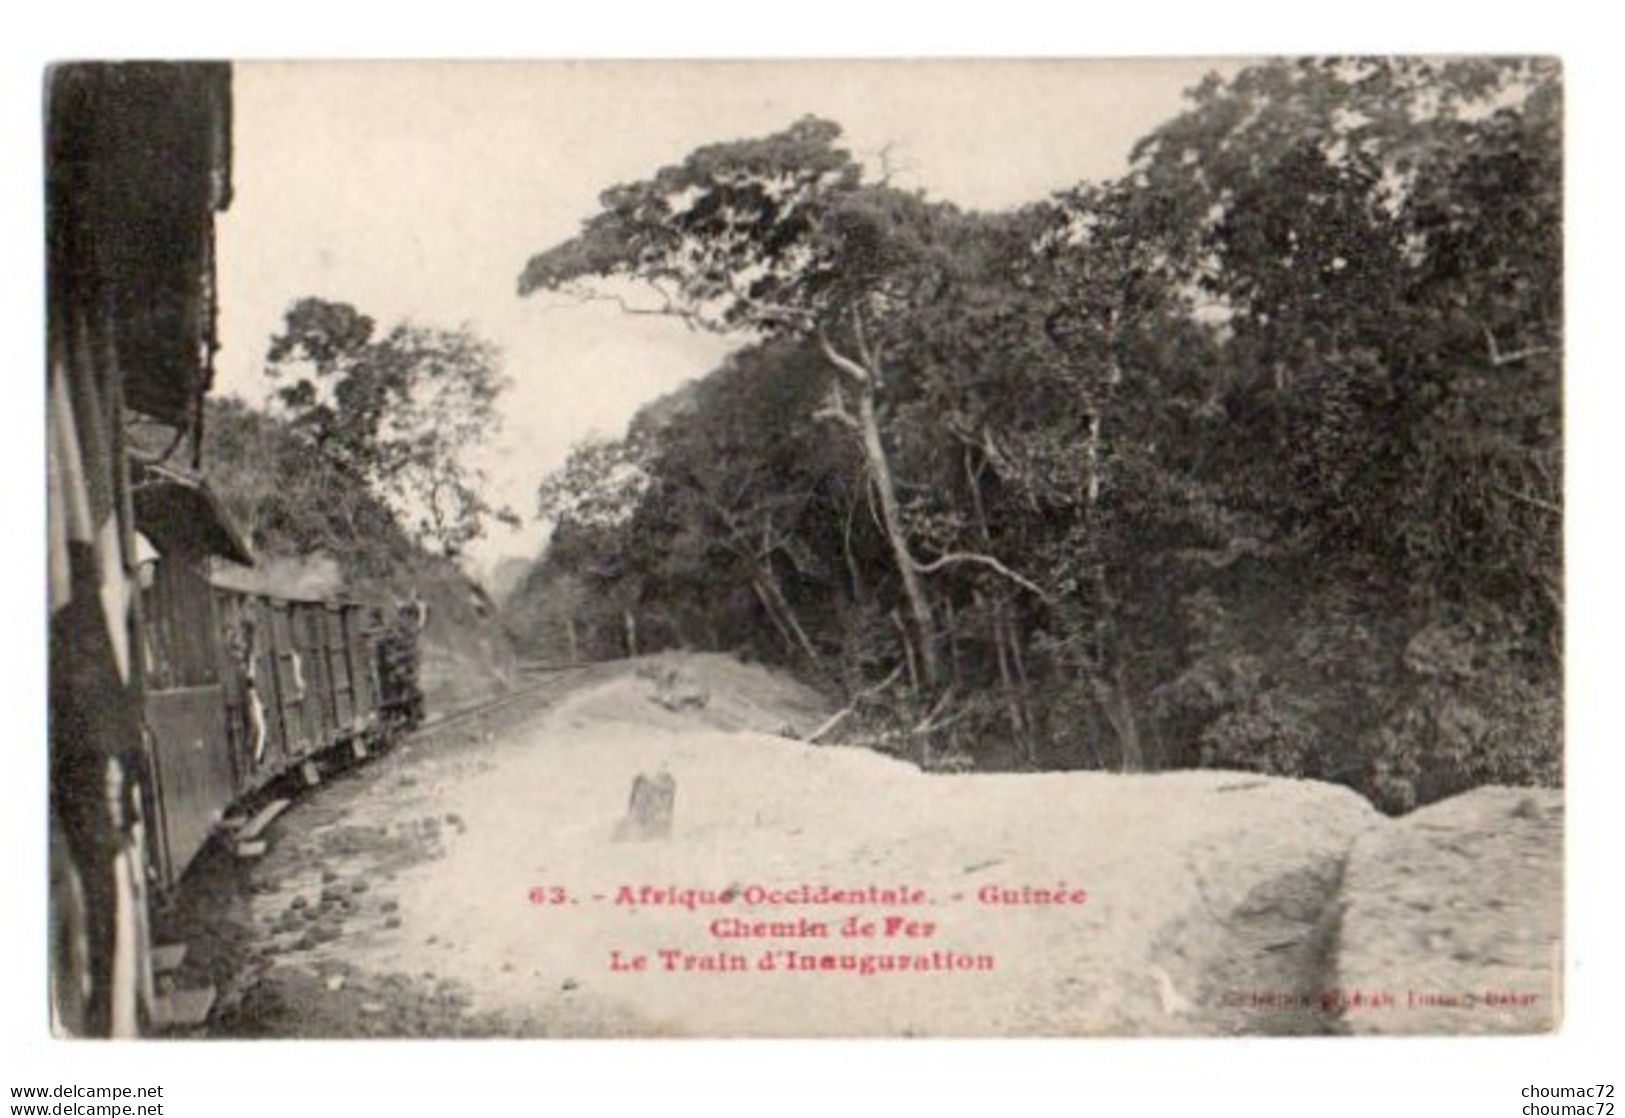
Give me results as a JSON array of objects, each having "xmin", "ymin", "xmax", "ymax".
[
  {"xmin": 160, "ymin": 653, "xmax": 1560, "ymax": 1038},
  {"xmin": 1334, "ymin": 786, "xmax": 1563, "ymax": 1034}
]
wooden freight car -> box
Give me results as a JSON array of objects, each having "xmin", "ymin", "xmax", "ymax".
[
  {"xmin": 132, "ymin": 461, "xmax": 401, "ymax": 887},
  {"xmin": 48, "ymin": 61, "xmax": 236, "ymax": 1037},
  {"xmin": 47, "ymin": 59, "xmax": 424, "ymax": 1038},
  {"xmin": 130, "ymin": 462, "xmax": 254, "ymax": 888},
  {"xmin": 212, "ymin": 590, "xmax": 386, "ymax": 782}
]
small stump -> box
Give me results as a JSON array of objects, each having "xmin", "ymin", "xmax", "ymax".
[{"xmin": 613, "ymin": 771, "xmax": 676, "ymax": 842}]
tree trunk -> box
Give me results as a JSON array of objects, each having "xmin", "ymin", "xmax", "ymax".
[
  {"xmin": 755, "ymin": 571, "xmax": 822, "ymax": 665},
  {"xmin": 1091, "ymin": 667, "xmax": 1145, "ymax": 773},
  {"xmin": 892, "ymin": 609, "xmax": 920, "ymax": 697},
  {"xmin": 565, "ymin": 616, "xmax": 580, "ymax": 663},
  {"xmin": 623, "ymin": 608, "xmax": 638, "ymax": 659},
  {"xmin": 752, "ymin": 579, "xmax": 802, "ymax": 661},
  {"xmin": 966, "ymin": 450, "xmax": 1030, "ymax": 760},
  {"xmin": 997, "ymin": 603, "xmax": 1033, "ymax": 764},
  {"xmin": 986, "ymin": 596, "xmax": 1017, "ymax": 749},
  {"xmin": 840, "ymin": 488, "xmax": 866, "ymax": 605},
  {"xmin": 857, "ymin": 386, "xmax": 940, "ymax": 687},
  {"xmin": 1005, "ymin": 607, "xmax": 1037, "ymax": 761}
]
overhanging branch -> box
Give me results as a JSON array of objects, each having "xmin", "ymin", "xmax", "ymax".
[
  {"xmin": 804, "ymin": 663, "xmax": 906, "ymax": 743},
  {"xmin": 812, "ymin": 381, "xmax": 861, "ymax": 431},
  {"xmin": 1495, "ymin": 483, "xmax": 1562, "ymax": 516},
  {"xmin": 529, "ymin": 282, "xmax": 700, "ymax": 329},
  {"xmin": 913, "ymin": 551, "xmax": 1052, "ymax": 601},
  {"xmin": 816, "ymin": 327, "xmax": 874, "ymax": 386},
  {"xmin": 1480, "ymin": 323, "xmax": 1554, "ymax": 368},
  {"xmin": 717, "ymin": 272, "xmax": 816, "ymax": 331}
]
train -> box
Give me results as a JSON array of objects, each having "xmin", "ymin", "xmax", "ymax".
[{"xmin": 46, "ymin": 62, "xmax": 421, "ymax": 1036}]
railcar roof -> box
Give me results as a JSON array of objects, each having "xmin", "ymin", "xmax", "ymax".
[
  {"xmin": 133, "ymin": 462, "xmax": 255, "ymax": 567},
  {"xmin": 46, "ymin": 62, "xmax": 232, "ymax": 429}
]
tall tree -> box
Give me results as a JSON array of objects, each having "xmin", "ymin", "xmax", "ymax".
[
  {"xmin": 518, "ymin": 117, "xmax": 1027, "ymax": 689},
  {"xmin": 1124, "ymin": 57, "xmax": 1562, "ymax": 805},
  {"xmin": 1129, "ymin": 57, "xmax": 1561, "ymax": 632},
  {"xmin": 509, "ymin": 64, "xmax": 1560, "ymax": 807},
  {"xmin": 264, "ymin": 297, "xmax": 517, "ymax": 556},
  {"xmin": 204, "ymin": 396, "xmax": 413, "ymax": 575}
]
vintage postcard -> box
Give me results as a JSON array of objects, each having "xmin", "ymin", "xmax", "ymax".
[{"xmin": 46, "ymin": 58, "xmax": 1561, "ymax": 1039}]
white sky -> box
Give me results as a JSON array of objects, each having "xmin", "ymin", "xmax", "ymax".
[{"xmin": 215, "ymin": 60, "xmax": 1223, "ymax": 575}]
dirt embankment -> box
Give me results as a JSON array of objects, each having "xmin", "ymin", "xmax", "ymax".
[
  {"xmin": 407, "ymin": 564, "xmax": 521, "ymax": 713},
  {"xmin": 1334, "ymin": 786, "xmax": 1563, "ymax": 1034},
  {"xmin": 167, "ymin": 653, "xmax": 1561, "ymax": 1038}
]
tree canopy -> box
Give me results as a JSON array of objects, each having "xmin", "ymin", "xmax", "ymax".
[
  {"xmin": 264, "ymin": 296, "xmax": 517, "ymax": 557},
  {"xmin": 511, "ymin": 59, "xmax": 1562, "ymax": 812}
]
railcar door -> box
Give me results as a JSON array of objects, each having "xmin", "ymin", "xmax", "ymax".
[
  {"xmin": 214, "ymin": 589, "xmax": 278, "ymax": 791},
  {"xmin": 213, "ymin": 588, "xmax": 250, "ymax": 788},
  {"xmin": 248, "ymin": 595, "xmax": 290, "ymax": 778},
  {"xmin": 267, "ymin": 602, "xmax": 316, "ymax": 760},
  {"xmin": 327, "ymin": 603, "xmax": 359, "ymax": 736},
  {"xmin": 291, "ymin": 603, "xmax": 336, "ymax": 749},
  {"xmin": 349, "ymin": 607, "xmax": 380, "ymax": 731},
  {"xmin": 140, "ymin": 551, "xmax": 234, "ymax": 887}
]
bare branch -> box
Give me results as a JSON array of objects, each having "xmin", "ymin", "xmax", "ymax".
[
  {"xmin": 840, "ymin": 707, "xmax": 975, "ymax": 752},
  {"xmin": 816, "ymin": 327, "xmax": 873, "ymax": 386},
  {"xmin": 939, "ymin": 412, "xmax": 981, "ymax": 450},
  {"xmin": 870, "ymin": 140, "xmax": 907, "ymax": 186},
  {"xmin": 804, "ymin": 664, "xmax": 907, "ymax": 743},
  {"xmin": 982, "ymin": 426, "xmax": 1019, "ymax": 483},
  {"xmin": 912, "ymin": 551, "xmax": 1052, "ymax": 601},
  {"xmin": 529, "ymin": 282, "xmax": 700, "ymax": 329},
  {"xmin": 1171, "ymin": 538, "xmax": 1275, "ymax": 569},
  {"xmin": 851, "ymin": 305, "xmax": 880, "ymax": 373},
  {"xmin": 1495, "ymin": 484, "xmax": 1562, "ymax": 516},
  {"xmin": 914, "ymin": 686, "xmax": 956, "ymax": 732},
  {"xmin": 912, "ymin": 706, "xmax": 975, "ymax": 739},
  {"xmin": 1481, "ymin": 324, "xmax": 1553, "ymax": 368},
  {"xmin": 718, "ymin": 272, "xmax": 816, "ymax": 330},
  {"xmin": 812, "ymin": 381, "xmax": 861, "ymax": 431},
  {"xmin": 865, "ymin": 472, "xmax": 887, "ymax": 537}
]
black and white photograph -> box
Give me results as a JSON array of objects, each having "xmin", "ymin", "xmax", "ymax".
[{"xmin": 43, "ymin": 55, "xmax": 1564, "ymax": 1046}]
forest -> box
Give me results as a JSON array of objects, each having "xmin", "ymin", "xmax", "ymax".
[
  {"xmin": 502, "ymin": 57, "xmax": 1562, "ymax": 814},
  {"xmin": 198, "ymin": 295, "xmax": 523, "ymax": 708}
]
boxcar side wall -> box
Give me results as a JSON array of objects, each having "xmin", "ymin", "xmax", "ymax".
[
  {"xmin": 139, "ymin": 549, "xmax": 237, "ymax": 887},
  {"xmin": 46, "ymin": 62, "xmax": 233, "ymax": 1036},
  {"xmin": 268, "ymin": 604, "xmax": 314, "ymax": 759},
  {"xmin": 297, "ymin": 604, "xmax": 338, "ymax": 749},
  {"xmin": 145, "ymin": 688, "xmax": 233, "ymax": 887}
]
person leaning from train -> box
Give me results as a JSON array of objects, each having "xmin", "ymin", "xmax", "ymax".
[{"xmin": 227, "ymin": 613, "xmax": 268, "ymax": 764}]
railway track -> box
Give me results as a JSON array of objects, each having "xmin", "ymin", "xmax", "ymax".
[
  {"xmin": 154, "ymin": 664, "xmax": 615, "ymax": 1017},
  {"xmin": 407, "ymin": 662, "xmax": 608, "ymax": 743},
  {"xmin": 221, "ymin": 666, "xmax": 608, "ymax": 823}
]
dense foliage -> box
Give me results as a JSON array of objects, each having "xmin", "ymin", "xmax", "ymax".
[
  {"xmin": 510, "ymin": 59, "xmax": 1562, "ymax": 812},
  {"xmin": 263, "ymin": 297, "xmax": 518, "ymax": 557},
  {"xmin": 204, "ymin": 302, "xmax": 524, "ymax": 708},
  {"xmin": 204, "ymin": 395, "xmax": 417, "ymax": 579}
]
